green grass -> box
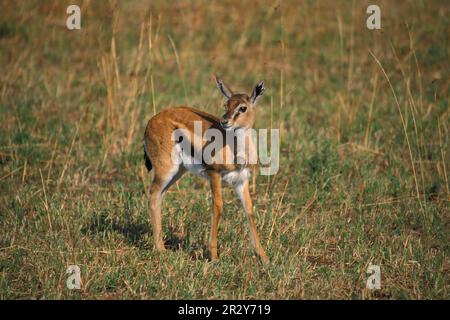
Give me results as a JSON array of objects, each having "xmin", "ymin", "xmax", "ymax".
[{"xmin": 0, "ymin": 0, "xmax": 448, "ymax": 299}]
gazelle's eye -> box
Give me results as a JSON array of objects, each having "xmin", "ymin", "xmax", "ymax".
[{"xmin": 239, "ymin": 106, "xmax": 247, "ymax": 113}]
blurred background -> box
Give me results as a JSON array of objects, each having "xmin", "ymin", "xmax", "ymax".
[{"xmin": 0, "ymin": 0, "xmax": 448, "ymax": 299}]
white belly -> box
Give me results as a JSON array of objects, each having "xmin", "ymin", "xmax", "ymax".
[
  {"xmin": 174, "ymin": 144, "xmax": 250, "ymax": 184},
  {"xmin": 221, "ymin": 168, "xmax": 250, "ymax": 186},
  {"xmin": 184, "ymin": 162, "xmax": 207, "ymax": 177}
]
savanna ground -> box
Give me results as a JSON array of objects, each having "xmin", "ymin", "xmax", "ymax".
[{"xmin": 0, "ymin": 0, "xmax": 449, "ymax": 299}]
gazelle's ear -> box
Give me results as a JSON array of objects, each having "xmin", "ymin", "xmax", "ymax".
[
  {"xmin": 250, "ymin": 80, "xmax": 265, "ymax": 105},
  {"xmin": 215, "ymin": 76, "xmax": 233, "ymax": 99}
]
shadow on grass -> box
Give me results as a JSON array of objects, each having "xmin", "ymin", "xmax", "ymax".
[
  {"xmin": 164, "ymin": 226, "xmax": 186, "ymax": 251},
  {"xmin": 81, "ymin": 212, "xmax": 150, "ymax": 248},
  {"xmin": 82, "ymin": 212, "xmax": 209, "ymax": 260},
  {"xmin": 165, "ymin": 226, "xmax": 210, "ymax": 261}
]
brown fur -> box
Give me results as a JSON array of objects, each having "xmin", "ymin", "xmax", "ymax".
[{"xmin": 143, "ymin": 80, "xmax": 268, "ymax": 263}]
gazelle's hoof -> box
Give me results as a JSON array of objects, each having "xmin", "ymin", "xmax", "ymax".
[
  {"xmin": 209, "ymin": 248, "xmax": 219, "ymax": 261},
  {"xmin": 259, "ymin": 254, "xmax": 270, "ymax": 265},
  {"xmin": 155, "ymin": 241, "xmax": 166, "ymax": 252}
]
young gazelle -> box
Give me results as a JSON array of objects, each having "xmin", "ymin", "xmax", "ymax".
[{"xmin": 143, "ymin": 77, "xmax": 269, "ymax": 263}]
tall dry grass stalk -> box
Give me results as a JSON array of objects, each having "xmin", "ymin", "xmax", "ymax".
[
  {"xmin": 99, "ymin": 15, "xmax": 158, "ymax": 155},
  {"xmin": 369, "ymin": 50, "xmax": 422, "ymax": 206},
  {"xmin": 364, "ymin": 74, "xmax": 378, "ymax": 147},
  {"xmin": 168, "ymin": 34, "xmax": 187, "ymax": 103},
  {"xmin": 438, "ymin": 119, "xmax": 449, "ymax": 196},
  {"xmin": 389, "ymin": 39, "xmax": 426, "ymax": 200}
]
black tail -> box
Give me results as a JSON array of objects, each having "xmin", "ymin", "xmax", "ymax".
[{"xmin": 144, "ymin": 146, "xmax": 153, "ymax": 171}]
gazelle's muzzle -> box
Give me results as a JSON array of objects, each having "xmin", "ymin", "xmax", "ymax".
[{"xmin": 220, "ymin": 119, "xmax": 231, "ymax": 129}]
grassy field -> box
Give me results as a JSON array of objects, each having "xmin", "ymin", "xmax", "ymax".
[{"xmin": 0, "ymin": 0, "xmax": 448, "ymax": 299}]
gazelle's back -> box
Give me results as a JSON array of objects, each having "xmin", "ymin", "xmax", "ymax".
[{"xmin": 144, "ymin": 106, "xmax": 222, "ymax": 172}]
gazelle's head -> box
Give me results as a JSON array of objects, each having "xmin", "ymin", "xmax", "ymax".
[{"xmin": 215, "ymin": 76, "xmax": 265, "ymax": 131}]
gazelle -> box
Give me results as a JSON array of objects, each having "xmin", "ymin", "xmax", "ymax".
[{"xmin": 143, "ymin": 77, "xmax": 269, "ymax": 263}]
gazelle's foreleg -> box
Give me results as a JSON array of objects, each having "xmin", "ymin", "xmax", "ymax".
[
  {"xmin": 235, "ymin": 181, "xmax": 269, "ymax": 264},
  {"xmin": 208, "ymin": 172, "xmax": 223, "ymax": 260}
]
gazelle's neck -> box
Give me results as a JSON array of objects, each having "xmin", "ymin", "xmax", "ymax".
[
  {"xmin": 229, "ymin": 126, "xmax": 256, "ymax": 167},
  {"xmin": 233, "ymin": 126, "xmax": 251, "ymax": 136}
]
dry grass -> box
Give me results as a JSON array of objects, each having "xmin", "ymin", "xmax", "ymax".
[{"xmin": 0, "ymin": 0, "xmax": 449, "ymax": 299}]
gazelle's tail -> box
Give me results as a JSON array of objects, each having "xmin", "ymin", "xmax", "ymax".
[{"xmin": 143, "ymin": 140, "xmax": 153, "ymax": 172}]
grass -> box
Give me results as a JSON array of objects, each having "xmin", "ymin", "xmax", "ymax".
[{"xmin": 0, "ymin": 0, "xmax": 448, "ymax": 299}]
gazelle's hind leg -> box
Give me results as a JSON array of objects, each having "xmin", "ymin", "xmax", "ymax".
[
  {"xmin": 235, "ymin": 181, "xmax": 269, "ymax": 264},
  {"xmin": 149, "ymin": 177, "xmax": 166, "ymax": 251},
  {"xmin": 148, "ymin": 164, "xmax": 186, "ymax": 252}
]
